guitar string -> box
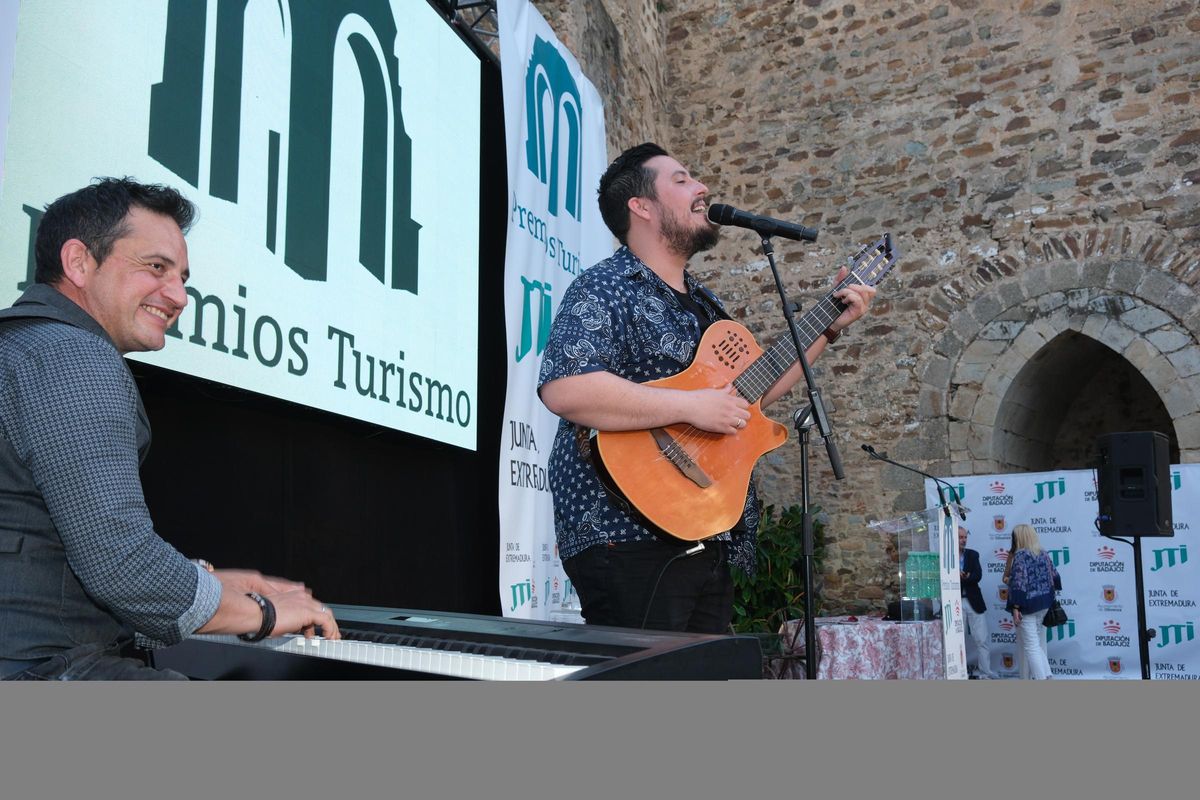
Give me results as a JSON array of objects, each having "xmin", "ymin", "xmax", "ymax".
[
  {"xmin": 660, "ymin": 263, "xmax": 866, "ymax": 456},
  {"xmin": 660, "ymin": 286, "xmax": 844, "ymax": 458},
  {"xmin": 651, "ymin": 247, "xmax": 890, "ymax": 468}
]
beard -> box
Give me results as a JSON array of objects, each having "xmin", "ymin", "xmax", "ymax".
[{"xmin": 657, "ymin": 202, "xmax": 720, "ymax": 259}]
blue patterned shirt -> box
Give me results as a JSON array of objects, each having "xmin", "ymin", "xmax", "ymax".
[
  {"xmin": 1005, "ymin": 548, "xmax": 1060, "ymax": 614},
  {"xmin": 537, "ymin": 247, "xmax": 760, "ymax": 571}
]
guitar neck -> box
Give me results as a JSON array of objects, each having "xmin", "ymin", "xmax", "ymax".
[{"xmin": 731, "ymin": 282, "xmax": 850, "ymax": 403}]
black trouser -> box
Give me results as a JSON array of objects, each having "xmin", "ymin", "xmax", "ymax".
[
  {"xmin": 1, "ymin": 640, "xmax": 188, "ymax": 681},
  {"xmin": 563, "ymin": 539, "xmax": 733, "ymax": 634}
]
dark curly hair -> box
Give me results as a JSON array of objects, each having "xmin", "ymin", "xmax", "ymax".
[
  {"xmin": 35, "ymin": 177, "xmax": 197, "ymax": 284},
  {"xmin": 597, "ymin": 142, "xmax": 669, "ymax": 244}
]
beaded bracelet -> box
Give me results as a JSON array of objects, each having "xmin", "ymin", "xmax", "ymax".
[{"xmin": 237, "ymin": 592, "xmax": 277, "ymax": 642}]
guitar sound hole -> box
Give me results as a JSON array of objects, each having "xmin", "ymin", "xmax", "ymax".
[
  {"xmin": 713, "ymin": 343, "xmax": 740, "ymax": 365},
  {"xmin": 713, "ymin": 334, "xmax": 749, "ymax": 365}
]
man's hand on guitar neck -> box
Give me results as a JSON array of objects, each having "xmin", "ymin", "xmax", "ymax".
[
  {"xmin": 539, "ymin": 371, "xmax": 751, "ymax": 434},
  {"xmin": 540, "ymin": 266, "xmax": 877, "ymax": 432},
  {"xmin": 761, "ymin": 264, "xmax": 878, "ymax": 409},
  {"xmin": 828, "ymin": 264, "xmax": 877, "ymax": 337}
]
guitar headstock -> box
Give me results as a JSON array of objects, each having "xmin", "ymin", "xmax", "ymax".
[{"xmin": 847, "ymin": 232, "xmax": 899, "ymax": 288}]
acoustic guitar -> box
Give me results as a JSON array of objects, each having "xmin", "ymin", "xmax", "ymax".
[{"xmin": 591, "ymin": 233, "xmax": 899, "ymax": 542}]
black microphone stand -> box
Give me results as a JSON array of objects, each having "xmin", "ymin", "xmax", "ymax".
[
  {"xmin": 861, "ymin": 444, "xmax": 965, "ymax": 520},
  {"xmin": 792, "ymin": 405, "xmax": 820, "ymax": 678},
  {"xmin": 760, "ymin": 235, "xmax": 844, "ymax": 480},
  {"xmin": 759, "ymin": 234, "xmax": 842, "ymax": 679}
]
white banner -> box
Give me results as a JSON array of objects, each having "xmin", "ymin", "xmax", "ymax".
[
  {"xmin": 940, "ymin": 506, "xmax": 969, "ymax": 679},
  {"xmin": 927, "ymin": 466, "xmax": 1200, "ymax": 680},
  {"xmin": 497, "ymin": 1, "xmax": 610, "ymax": 619}
]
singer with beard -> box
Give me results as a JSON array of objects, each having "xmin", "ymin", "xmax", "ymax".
[{"xmin": 537, "ymin": 143, "xmax": 876, "ymax": 633}]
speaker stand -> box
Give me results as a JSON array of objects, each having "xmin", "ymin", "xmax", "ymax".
[{"xmin": 1101, "ymin": 532, "xmax": 1153, "ymax": 680}]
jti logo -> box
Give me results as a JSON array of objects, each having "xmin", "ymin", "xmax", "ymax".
[
  {"xmin": 1046, "ymin": 619, "xmax": 1075, "ymax": 641},
  {"xmin": 1150, "ymin": 545, "xmax": 1188, "ymax": 572},
  {"xmin": 515, "ymin": 276, "xmax": 553, "ymax": 362},
  {"xmin": 1157, "ymin": 622, "xmax": 1195, "ymax": 648},
  {"xmin": 1173, "ymin": 471, "xmax": 1182, "ymax": 491},
  {"xmin": 1046, "ymin": 547, "xmax": 1070, "ymax": 568},
  {"xmin": 1033, "ymin": 478, "xmax": 1067, "ymax": 504},
  {"xmin": 509, "ymin": 579, "xmax": 533, "ymax": 612}
]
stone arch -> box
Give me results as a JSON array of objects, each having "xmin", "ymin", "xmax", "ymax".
[
  {"xmin": 993, "ymin": 329, "xmax": 1179, "ymax": 471},
  {"xmin": 919, "ymin": 229, "xmax": 1200, "ymax": 475}
]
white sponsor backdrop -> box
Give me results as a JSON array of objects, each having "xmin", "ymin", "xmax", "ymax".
[
  {"xmin": 497, "ymin": 1, "xmax": 610, "ymax": 619},
  {"xmin": 926, "ymin": 466, "xmax": 1200, "ymax": 680}
]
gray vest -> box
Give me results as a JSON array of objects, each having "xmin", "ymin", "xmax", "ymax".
[{"xmin": 0, "ymin": 286, "xmax": 148, "ymax": 664}]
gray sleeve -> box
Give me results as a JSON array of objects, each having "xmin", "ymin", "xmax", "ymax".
[
  {"xmin": 9, "ymin": 335, "xmax": 219, "ymax": 644},
  {"xmin": 137, "ymin": 564, "xmax": 223, "ymax": 649}
]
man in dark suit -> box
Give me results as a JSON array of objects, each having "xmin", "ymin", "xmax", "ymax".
[{"xmin": 959, "ymin": 526, "xmax": 997, "ymax": 679}]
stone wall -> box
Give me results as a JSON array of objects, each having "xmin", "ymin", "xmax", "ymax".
[
  {"xmin": 537, "ymin": 0, "xmax": 1200, "ymax": 612},
  {"xmin": 535, "ymin": 0, "xmax": 675, "ymax": 154}
]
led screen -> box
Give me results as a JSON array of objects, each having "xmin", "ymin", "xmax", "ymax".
[{"xmin": 0, "ymin": 0, "xmax": 481, "ymax": 449}]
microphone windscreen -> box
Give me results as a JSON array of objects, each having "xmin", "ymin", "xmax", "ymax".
[{"xmin": 707, "ymin": 204, "xmax": 734, "ymax": 225}]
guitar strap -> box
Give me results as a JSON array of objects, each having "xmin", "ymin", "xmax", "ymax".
[{"xmin": 692, "ymin": 284, "xmax": 733, "ymax": 323}]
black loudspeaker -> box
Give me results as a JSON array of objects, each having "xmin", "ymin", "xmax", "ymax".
[{"xmin": 1096, "ymin": 431, "xmax": 1173, "ymax": 537}]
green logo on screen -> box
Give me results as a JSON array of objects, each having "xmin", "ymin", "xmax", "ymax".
[{"xmin": 148, "ymin": 0, "xmax": 421, "ymax": 293}]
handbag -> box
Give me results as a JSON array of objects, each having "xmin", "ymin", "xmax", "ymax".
[{"xmin": 1043, "ymin": 597, "xmax": 1067, "ymax": 628}]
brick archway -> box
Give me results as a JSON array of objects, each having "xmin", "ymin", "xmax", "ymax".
[{"xmin": 919, "ymin": 243, "xmax": 1200, "ymax": 474}]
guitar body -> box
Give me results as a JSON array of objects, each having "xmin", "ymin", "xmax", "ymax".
[
  {"xmin": 589, "ymin": 232, "xmax": 899, "ymax": 544},
  {"xmin": 593, "ymin": 320, "xmax": 788, "ymax": 542}
]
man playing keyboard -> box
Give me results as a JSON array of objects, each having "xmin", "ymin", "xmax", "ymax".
[{"xmin": 0, "ymin": 178, "xmax": 339, "ymax": 681}]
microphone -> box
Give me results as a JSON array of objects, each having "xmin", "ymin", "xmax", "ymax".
[
  {"xmin": 707, "ymin": 203, "xmax": 818, "ymax": 242},
  {"xmin": 861, "ymin": 444, "xmax": 967, "ymax": 520}
]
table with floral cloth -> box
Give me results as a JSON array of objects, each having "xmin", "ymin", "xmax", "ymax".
[{"xmin": 776, "ymin": 615, "xmax": 944, "ymax": 679}]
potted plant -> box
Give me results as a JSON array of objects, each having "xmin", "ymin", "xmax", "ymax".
[{"xmin": 731, "ymin": 503, "xmax": 826, "ymax": 678}]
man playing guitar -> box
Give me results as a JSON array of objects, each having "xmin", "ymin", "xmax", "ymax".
[{"xmin": 537, "ymin": 143, "xmax": 877, "ymax": 634}]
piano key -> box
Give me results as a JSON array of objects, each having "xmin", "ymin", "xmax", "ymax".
[{"xmin": 151, "ymin": 604, "xmax": 764, "ymax": 680}]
